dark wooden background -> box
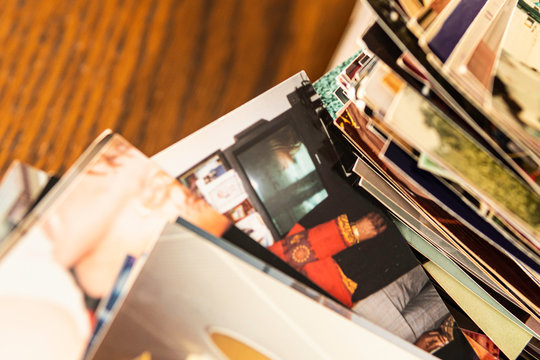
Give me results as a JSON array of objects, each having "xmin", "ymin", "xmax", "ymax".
[{"xmin": 0, "ymin": 0, "xmax": 355, "ymax": 176}]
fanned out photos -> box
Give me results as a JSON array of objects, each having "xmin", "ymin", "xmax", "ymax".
[
  {"xmin": 153, "ymin": 71, "xmax": 493, "ymax": 359},
  {"xmin": 311, "ymin": 20, "xmax": 540, "ymax": 359},
  {"xmin": 363, "ymin": 0, "xmax": 540, "ymax": 190},
  {"xmin": 0, "ymin": 132, "xmax": 231, "ymax": 359},
  {"xmin": 0, "ymin": 3, "xmax": 538, "ymax": 359}
]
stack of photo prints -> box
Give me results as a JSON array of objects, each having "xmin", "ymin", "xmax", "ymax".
[{"xmin": 1, "ymin": 0, "xmax": 539, "ymax": 359}]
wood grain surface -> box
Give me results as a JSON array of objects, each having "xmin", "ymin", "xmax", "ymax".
[{"xmin": 0, "ymin": 0, "xmax": 355, "ymax": 176}]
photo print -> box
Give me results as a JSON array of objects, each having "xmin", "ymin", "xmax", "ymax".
[{"xmin": 155, "ymin": 72, "xmax": 478, "ymax": 357}]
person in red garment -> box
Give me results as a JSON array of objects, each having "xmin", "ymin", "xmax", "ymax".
[
  {"xmin": 265, "ymin": 125, "xmax": 453, "ymax": 353},
  {"xmin": 268, "ymin": 213, "xmax": 453, "ymax": 353},
  {"xmin": 268, "ymin": 212, "xmax": 386, "ymax": 307}
]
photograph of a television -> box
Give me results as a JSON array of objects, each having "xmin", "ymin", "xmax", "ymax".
[
  {"xmin": 176, "ymin": 85, "xmax": 338, "ymax": 243},
  {"xmin": 172, "ymin": 82, "xmax": 478, "ymax": 357},
  {"xmin": 223, "ymin": 119, "xmax": 331, "ymax": 240}
]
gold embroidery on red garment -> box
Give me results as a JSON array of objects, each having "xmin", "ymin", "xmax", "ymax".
[
  {"xmin": 337, "ymin": 265, "xmax": 358, "ymax": 294},
  {"xmin": 291, "ymin": 245, "xmax": 311, "ymax": 264},
  {"xmin": 336, "ymin": 214, "xmax": 356, "ymax": 246},
  {"xmin": 290, "ymin": 234, "xmax": 302, "ymax": 245},
  {"xmin": 282, "ymin": 231, "xmax": 317, "ymax": 269}
]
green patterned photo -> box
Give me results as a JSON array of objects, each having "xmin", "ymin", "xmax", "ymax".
[{"xmin": 386, "ymin": 86, "xmax": 540, "ymax": 239}]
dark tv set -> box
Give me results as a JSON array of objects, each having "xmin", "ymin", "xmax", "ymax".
[
  {"xmin": 223, "ymin": 88, "xmax": 334, "ymax": 240},
  {"xmin": 232, "ymin": 121, "xmax": 327, "ymax": 238}
]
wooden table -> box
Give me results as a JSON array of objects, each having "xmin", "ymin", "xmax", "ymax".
[{"xmin": 0, "ymin": 0, "xmax": 355, "ymax": 176}]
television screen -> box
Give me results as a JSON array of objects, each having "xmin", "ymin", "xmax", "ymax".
[{"xmin": 235, "ymin": 122, "xmax": 328, "ymax": 237}]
